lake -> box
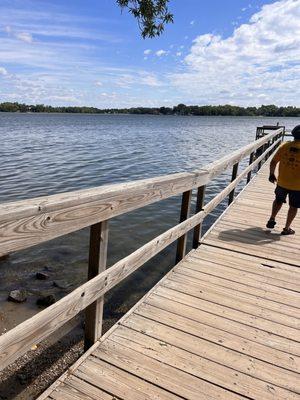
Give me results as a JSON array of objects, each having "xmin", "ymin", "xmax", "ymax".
[{"xmin": 0, "ymin": 113, "xmax": 299, "ymax": 332}]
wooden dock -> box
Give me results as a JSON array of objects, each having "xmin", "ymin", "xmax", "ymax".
[
  {"xmin": 0, "ymin": 127, "xmax": 299, "ymax": 399},
  {"xmin": 39, "ymin": 163, "xmax": 299, "ymax": 400}
]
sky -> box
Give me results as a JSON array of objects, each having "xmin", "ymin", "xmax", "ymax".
[{"xmin": 0, "ymin": 0, "xmax": 299, "ymax": 107}]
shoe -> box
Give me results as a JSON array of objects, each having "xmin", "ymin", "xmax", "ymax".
[
  {"xmin": 266, "ymin": 219, "xmax": 276, "ymax": 229},
  {"xmin": 281, "ymin": 228, "xmax": 295, "ymax": 235}
]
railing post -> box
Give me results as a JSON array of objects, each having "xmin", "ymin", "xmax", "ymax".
[
  {"xmin": 228, "ymin": 162, "xmax": 239, "ymax": 205},
  {"xmin": 192, "ymin": 185, "xmax": 206, "ymax": 249},
  {"xmin": 246, "ymin": 152, "xmax": 254, "ymax": 183},
  {"xmin": 84, "ymin": 220, "xmax": 109, "ymax": 350},
  {"xmin": 175, "ymin": 190, "xmax": 192, "ymax": 263}
]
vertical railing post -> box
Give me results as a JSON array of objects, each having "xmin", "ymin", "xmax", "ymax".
[
  {"xmin": 247, "ymin": 152, "xmax": 254, "ymax": 183},
  {"xmin": 192, "ymin": 185, "xmax": 206, "ymax": 249},
  {"xmin": 84, "ymin": 220, "xmax": 109, "ymax": 350},
  {"xmin": 175, "ymin": 190, "xmax": 192, "ymax": 264},
  {"xmin": 228, "ymin": 162, "xmax": 239, "ymax": 205},
  {"xmin": 257, "ymin": 146, "xmax": 263, "ymax": 170}
]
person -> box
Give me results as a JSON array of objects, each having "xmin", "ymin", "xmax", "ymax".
[{"xmin": 266, "ymin": 125, "xmax": 300, "ymax": 235}]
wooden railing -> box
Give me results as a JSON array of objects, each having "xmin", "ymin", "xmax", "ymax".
[{"xmin": 0, "ymin": 128, "xmax": 284, "ymax": 371}]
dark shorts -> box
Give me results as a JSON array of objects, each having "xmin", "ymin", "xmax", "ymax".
[{"xmin": 275, "ymin": 185, "xmax": 300, "ymax": 208}]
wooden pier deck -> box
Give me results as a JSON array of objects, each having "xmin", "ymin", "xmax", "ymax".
[
  {"xmin": 40, "ymin": 164, "xmax": 299, "ymax": 398},
  {"xmin": 0, "ymin": 127, "xmax": 299, "ymax": 399}
]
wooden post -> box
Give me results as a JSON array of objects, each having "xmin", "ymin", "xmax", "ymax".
[
  {"xmin": 192, "ymin": 185, "xmax": 206, "ymax": 249},
  {"xmin": 175, "ymin": 190, "xmax": 192, "ymax": 263},
  {"xmin": 84, "ymin": 220, "xmax": 109, "ymax": 350},
  {"xmin": 257, "ymin": 146, "xmax": 263, "ymax": 171},
  {"xmin": 246, "ymin": 152, "xmax": 254, "ymax": 183},
  {"xmin": 228, "ymin": 162, "xmax": 239, "ymax": 205}
]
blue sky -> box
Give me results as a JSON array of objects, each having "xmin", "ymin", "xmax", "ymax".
[{"xmin": 0, "ymin": 0, "xmax": 299, "ymax": 107}]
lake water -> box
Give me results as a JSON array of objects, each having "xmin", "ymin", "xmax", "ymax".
[{"xmin": 0, "ymin": 113, "xmax": 299, "ymax": 332}]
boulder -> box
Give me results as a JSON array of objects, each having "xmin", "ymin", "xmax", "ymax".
[{"xmin": 8, "ymin": 289, "xmax": 27, "ymax": 303}]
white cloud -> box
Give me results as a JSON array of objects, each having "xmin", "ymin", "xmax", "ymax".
[
  {"xmin": 95, "ymin": 81, "xmax": 103, "ymax": 86},
  {"xmin": 171, "ymin": 0, "xmax": 300, "ymax": 106},
  {"xmin": 155, "ymin": 49, "xmax": 167, "ymax": 57},
  {"xmin": 15, "ymin": 32, "xmax": 33, "ymax": 43},
  {"xmin": 144, "ymin": 49, "xmax": 151, "ymax": 55},
  {"xmin": 0, "ymin": 67, "xmax": 8, "ymax": 75},
  {"xmin": 190, "ymin": 20, "xmax": 195, "ymax": 25},
  {"xmin": 139, "ymin": 73, "xmax": 162, "ymax": 87},
  {"xmin": 176, "ymin": 52, "xmax": 182, "ymax": 57}
]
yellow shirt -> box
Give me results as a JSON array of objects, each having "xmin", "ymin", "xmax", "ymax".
[{"xmin": 272, "ymin": 141, "xmax": 300, "ymax": 191}]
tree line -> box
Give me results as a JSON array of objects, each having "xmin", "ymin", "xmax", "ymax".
[{"xmin": 0, "ymin": 102, "xmax": 299, "ymax": 117}]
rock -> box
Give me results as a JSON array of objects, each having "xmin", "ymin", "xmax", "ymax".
[
  {"xmin": 36, "ymin": 294, "xmax": 56, "ymax": 307},
  {"xmin": 53, "ymin": 280, "xmax": 72, "ymax": 289},
  {"xmin": 36, "ymin": 272, "xmax": 49, "ymax": 280},
  {"xmin": 8, "ymin": 289, "xmax": 27, "ymax": 303}
]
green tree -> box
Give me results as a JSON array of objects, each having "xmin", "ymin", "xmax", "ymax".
[{"xmin": 117, "ymin": 0, "xmax": 173, "ymax": 38}]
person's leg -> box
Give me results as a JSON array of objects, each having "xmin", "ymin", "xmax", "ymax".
[
  {"xmin": 284, "ymin": 206, "xmax": 297, "ymax": 229},
  {"xmin": 267, "ymin": 186, "xmax": 286, "ymax": 228},
  {"xmin": 281, "ymin": 190, "xmax": 299, "ymax": 234},
  {"xmin": 271, "ymin": 200, "xmax": 283, "ymax": 220}
]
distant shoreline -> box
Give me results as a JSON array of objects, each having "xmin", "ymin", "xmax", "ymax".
[{"xmin": 0, "ymin": 102, "xmax": 299, "ymax": 117}]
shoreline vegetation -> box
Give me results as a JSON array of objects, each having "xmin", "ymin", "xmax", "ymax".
[{"xmin": 0, "ymin": 102, "xmax": 299, "ymax": 117}]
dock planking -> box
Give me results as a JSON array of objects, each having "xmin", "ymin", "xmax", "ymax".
[{"xmin": 39, "ymin": 162, "xmax": 300, "ymax": 400}]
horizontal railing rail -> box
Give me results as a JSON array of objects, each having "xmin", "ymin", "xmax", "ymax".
[{"xmin": 0, "ymin": 128, "xmax": 284, "ymax": 370}]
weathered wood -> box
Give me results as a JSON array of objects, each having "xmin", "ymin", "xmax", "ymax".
[
  {"xmin": 0, "ymin": 136, "xmax": 282, "ymax": 371},
  {"xmin": 38, "ymin": 131, "xmax": 300, "ymax": 400},
  {"xmin": 84, "ymin": 221, "xmax": 108, "ymax": 350},
  {"xmin": 228, "ymin": 162, "xmax": 239, "ymax": 205},
  {"xmin": 0, "ymin": 170, "xmax": 209, "ymax": 256},
  {"xmin": 0, "ymin": 208, "xmax": 203, "ymax": 371},
  {"xmin": 246, "ymin": 152, "xmax": 254, "ymax": 183},
  {"xmin": 0, "ymin": 129, "xmax": 283, "ymax": 256},
  {"xmin": 192, "ymin": 185, "xmax": 206, "ymax": 248},
  {"xmin": 175, "ymin": 190, "xmax": 192, "ymax": 263}
]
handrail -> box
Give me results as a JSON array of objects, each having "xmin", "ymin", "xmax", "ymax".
[
  {"xmin": 0, "ymin": 129, "xmax": 283, "ymax": 256},
  {"xmin": 0, "ymin": 128, "xmax": 284, "ymax": 371}
]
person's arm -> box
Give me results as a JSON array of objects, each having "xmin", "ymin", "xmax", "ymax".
[
  {"xmin": 269, "ymin": 159, "xmax": 278, "ymax": 183},
  {"xmin": 269, "ymin": 146, "xmax": 283, "ymax": 183}
]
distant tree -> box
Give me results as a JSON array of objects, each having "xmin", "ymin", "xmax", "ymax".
[{"xmin": 116, "ymin": 0, "xmax": 173, "ymax": 38}]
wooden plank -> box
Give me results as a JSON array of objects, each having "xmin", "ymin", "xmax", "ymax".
[
  {"xmin": 176, "ymin": 190, "xmax": 192, "ymax": 263},
  {"xmin": 122, "ymin": 313, "xmax": 300, "ymax": 392},
  {"xmin": 175, "ymin": 264, "xmax": 300, "ymax": 308},
  {"xmin": 136, "ymin": 301, "xmax": 300, "ymax": 372},
  {"xmin": 191, "ymin": 248, "xmax": 300, "ymax": 285},
  {"xmin": 166, "ymin": 274, "xmax": 300, "ymax": 325},
  {"xmin": 74, "ymin": 357, "xmax": 181, "ymax": 400},
  {"xmin": 179, "ymin": 260, "xmax": 300, "ymax": 307},
  {"xmin": 204, "ymin": 238, "xmax": 299, "ymax": 265},
  {"xmin": 110, "ymin": 325, "xmax": 298, "ymax": 400},
  {"xmin": 157, "ymin": 284, "xmax": 300, "ymax": 342},
  {"xmin": 62, "ymin": 376, "xmax": 120, "ymax": 400},
  {"xmin": 144, "ymin": 293, "xmax": 300, "ymax": 360},
  {"xmin": 94, "ymin": 339, "xmax": 242, "ymax": 400},
  {"xmin": 85, "ymin": 220, "xmax": 109, "ymax": 350}
]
